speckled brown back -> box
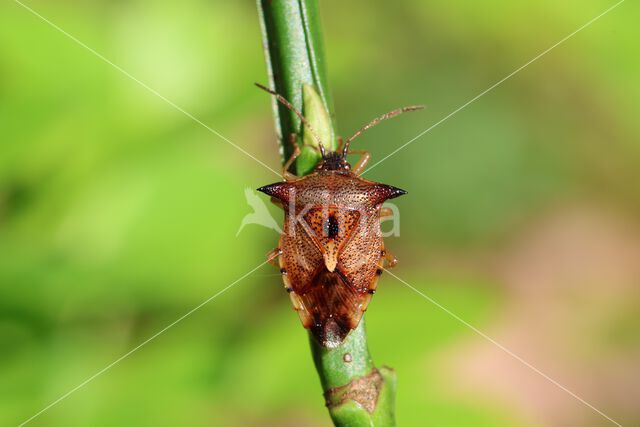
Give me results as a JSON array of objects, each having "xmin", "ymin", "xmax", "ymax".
[{"xmin": 259, "ymin": 169, "xmax": 405, "ymax": 348}]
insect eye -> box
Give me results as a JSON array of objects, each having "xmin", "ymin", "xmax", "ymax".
[{"xmin": 325, "ymin": 215, "xmax": 339, "ymax": 239}]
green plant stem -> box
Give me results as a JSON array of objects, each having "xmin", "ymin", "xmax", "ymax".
[
  {"xmin": 257, "ymin": 0, "xmax": 336, "ymax": 168},
  {"xmin": 257, "ymin": 1, "xmax": 397, "ymax": 425}
]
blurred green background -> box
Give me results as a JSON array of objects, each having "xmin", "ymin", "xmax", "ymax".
[{"xmin": 1, "ymin": 0, "xmax": 639, "ymax": 426}]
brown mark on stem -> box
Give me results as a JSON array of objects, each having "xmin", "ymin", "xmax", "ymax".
[{"xmin": 323, "ymin": 368, "xmax": 385, "ymax": 413}]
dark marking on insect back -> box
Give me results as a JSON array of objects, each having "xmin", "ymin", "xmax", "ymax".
[{"xmin": 326, "ymin": 215, "xmax": 339, "ymax": 239}]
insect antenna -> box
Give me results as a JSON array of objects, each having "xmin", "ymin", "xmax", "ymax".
[
  {"xmin": 255, "ymin": 83, "xmax": 326, "ymax": 155},
  {"xmin": 343, "ymin": 105, "xmax": 424, "ymax": 156}
]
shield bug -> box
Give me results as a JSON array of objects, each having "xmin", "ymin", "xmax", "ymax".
[{"xmin": 256, "ymin": 83, "xmax": 423, "ymax": 348}]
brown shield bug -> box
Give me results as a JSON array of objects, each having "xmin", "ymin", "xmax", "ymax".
[{"xmin": 256, "ymin": 83, "xmax": 423, "ymax": 348}]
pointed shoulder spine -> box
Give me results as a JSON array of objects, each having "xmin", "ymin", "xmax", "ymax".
[{"xmin": 256, "ymin": 182, "xmax": 294, "ymax": 202}]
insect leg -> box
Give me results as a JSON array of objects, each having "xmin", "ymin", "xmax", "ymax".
[
  {"xmin": 282, "ymin": 133, "xmax": 301, "ymax": 181},
  {"xmin": 381, "ymin": 247, "xmax": 398, "ymax": 269},
  {"xmin": 270, "ymin": 197, "xmax": 284, "ymax": 210},
  {"xmin": 380, "ymin": 207, "xmax": 393, "ymax": 218},
  {"xmin": 266, "ymin": 247, "xmax": 282, "ymax": 267},
  {"xmin": 348, "ymin": 150, "xmax": 371, "ymax": 175}
]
